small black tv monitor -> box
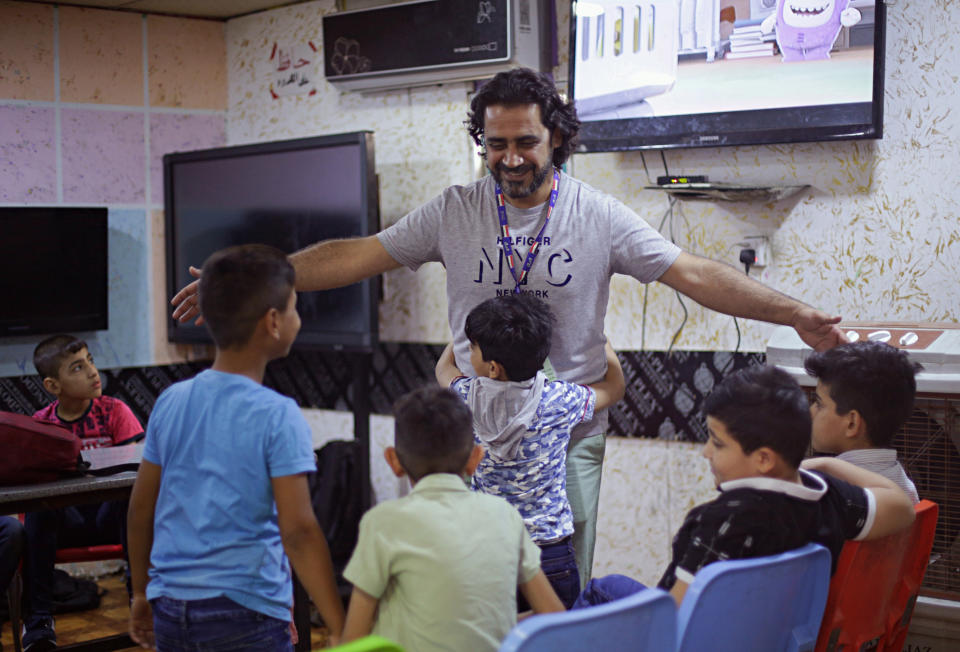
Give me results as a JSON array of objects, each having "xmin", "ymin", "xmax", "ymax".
[
  {"xmin": 569, "ymin": 0, "xmax": 885, "ymax": 151},
  {"xmin": 164, "ymin": 131, "xmax": 379, "ymax": 352},
  {"xmin": 0, "ymin": 207, "xmax": 109, "ymax": 337}
]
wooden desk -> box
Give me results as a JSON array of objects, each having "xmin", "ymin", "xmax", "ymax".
[
  {"xmin": 1, "ymin": 473, "xmax": 137, "ymax": 652},
  {"xmin": 0, "ymin": 473, "xmax": 313, "ymax": 652},
  {"xmin": 0, "ymin": 473, "xmax": 136, "ymax": 515}
]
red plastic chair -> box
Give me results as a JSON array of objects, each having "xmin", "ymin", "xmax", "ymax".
[
  {"xmin": 814, "ymin": 500, "xmax": 938, "ymax": 652},
  {"xmin": 56, "ymin": 543, "xmax": 124, "ymax": 564}
]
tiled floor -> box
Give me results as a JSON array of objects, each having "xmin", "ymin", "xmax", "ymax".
[{"xmin": 1, "ymin": 570, "xmax": 334, "ymax": 650}]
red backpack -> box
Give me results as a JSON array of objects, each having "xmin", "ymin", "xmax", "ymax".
[{"xmin": 0, "ymin": 411, "xmax": 83, "ymax": 486}]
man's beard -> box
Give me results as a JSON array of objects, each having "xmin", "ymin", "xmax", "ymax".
[{"xmin": 492, "ymin": 158, "xmax": 553, "ymax": 200}]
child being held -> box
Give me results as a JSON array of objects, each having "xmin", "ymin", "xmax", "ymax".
[
  {"xmin": 435, "ymin": 292, "xmax": 625, "ymax": 606},
  {"xmin": 342, "ymin": 385, "xmax": 564, "ymax": 651},
  {"xmin": 575, "ymin": 365, "xmax": 916, "ymax": 608},
  {"xmin": 805, "ymin": 340, "xmax": 921, "ymax": 503},
  {"xmin": 127, "ymin": 244, "xmax": 344, "ymax": 650},
  {"xmin": 23, "ymin": 334, "xmax": 144, "ymax": 651}
]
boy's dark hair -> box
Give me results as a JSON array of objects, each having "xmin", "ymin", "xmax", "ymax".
[
  {"xmin": 199, "ymin": 244, "xmax": 295, "ymax": 350},
  {"xmin": 464, "ymin": 293, "xmax": 553, "ymax": 382},
  {"xmin": 466, "ymin": 67, "xmax": 581, "ymax": 168},
  {"xmin": 34, "ymin": 334, "xmax": 87, "ymax": 379},
  {"xmin": 393, "ymin": 386, "xmax": 475, "ymax": 482},
  {"xmin": 804, "ymin": 341, "xmax": 923, "ymax": 447},
  {"xmin": 703, "ymin": 365, "xmax": 811, "ymax": 469}
]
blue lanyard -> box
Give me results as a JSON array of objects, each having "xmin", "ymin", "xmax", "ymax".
[{"xmin": 495, "ymin": 168, "xmax": 560, "ymax": 293}]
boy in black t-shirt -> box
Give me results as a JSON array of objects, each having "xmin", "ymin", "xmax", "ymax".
[{"xmin": 575, "ymin": 365, "xmax": 916, "ymax": 608}]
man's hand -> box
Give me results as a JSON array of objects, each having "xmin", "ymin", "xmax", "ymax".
[
  {"xmin": 791, "ymin": 307, "xmax": 847, "ymax": 351},
  {"xmin": 170, "ymin": 266, "xmax": 203, "ymax": 325},
  {"xmin": 129, "ymin": 594, "xmax": 155, "ymax": 649}
]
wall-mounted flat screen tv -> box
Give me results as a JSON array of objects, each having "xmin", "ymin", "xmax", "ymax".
[
  {"xmin": 164, "ymin": 131, "xmax": 379, "ymax": 352},
  {"xmin": 569, "ymin": 0, "xmax": 885, "ymax": 151},
  {"xmin": 0, "ymin": 207, "xmax": 109, "ymax": 337}
]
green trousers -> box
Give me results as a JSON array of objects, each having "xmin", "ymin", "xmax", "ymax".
[{"xmin": 565, "ymin": 432, "xmax": 607, "ymax": 588}]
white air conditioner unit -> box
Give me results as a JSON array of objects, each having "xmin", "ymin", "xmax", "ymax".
[{"xmin": 322, "ymin": 0, "xmax": 549, "ymax": 93}]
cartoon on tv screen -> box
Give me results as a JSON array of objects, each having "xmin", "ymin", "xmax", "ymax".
[{"xmin": 573, "ymin": 0, "xmax": 876, "ymax": 121}]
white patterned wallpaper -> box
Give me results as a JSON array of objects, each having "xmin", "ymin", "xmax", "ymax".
[
  {"xmin": 222, "ymin": 0, "xmax": 960, "ymax": 582},
  {"xmin": 226, "ymin": 0, "xmax": 958, "ymax": 354}
]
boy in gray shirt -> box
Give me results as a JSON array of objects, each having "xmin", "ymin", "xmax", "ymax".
[{"xmin": 805, "ymin": 341, "xmax": 921, "ymax": 503}]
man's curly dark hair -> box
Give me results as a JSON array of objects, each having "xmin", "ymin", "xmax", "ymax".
[{"xmin": 466, "ymin": 68, "xmax": 581, "ymax": 167}]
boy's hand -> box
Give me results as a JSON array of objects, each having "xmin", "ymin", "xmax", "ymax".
[{"xmin": 129, "ymin": 594, "xmax": 155, "ymax": 649}]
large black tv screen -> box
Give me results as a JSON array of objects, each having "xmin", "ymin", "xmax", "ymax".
[
  {"xmin": 569, "ymin": 0, "xmax": 885, "ymax": 151},
  {"xmin": 164, "ymin": 131, "xmax": 379, "ymax": 351},
  {"xmin": 0, "ymin": 207, "xmax": 109, "ymax": 337}
]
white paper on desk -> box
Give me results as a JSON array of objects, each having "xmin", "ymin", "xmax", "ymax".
[{"xmin": 81, "ymin": 443, "xmax": 144, "ymax": 473}]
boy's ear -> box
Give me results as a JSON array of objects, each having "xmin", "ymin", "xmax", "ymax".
[
  {"xmin": 263, "ymin": 307, "xmax": 282, "ymax": 341},
  {"xmin": 42, "ymin": 376, "xmax": 61, "ymax": 396},
  {"xmin": 462, "ymin": 444, "xmax": 485, "ymax": 476},
  {"xmin": 844, "ymin": 409, "xmax": 866, "ymax": 440},
  {"xmin": 383, "ymin": 447, "xmax": 406, "ymax": 478},
  {"xmin": 750, "ymin": 446, "xmax": 778, "ymax": 475},
  {"xmin": 487, "ymin": 360, "xmax": 508, "ymax": 381}
]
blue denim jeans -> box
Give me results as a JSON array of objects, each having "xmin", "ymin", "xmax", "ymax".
[
  {"xmin": 24, "ymin": 500, "xmax": 127, "ymax": 619},
  {"xmin": 151, "ymin": 596, "xmax": 293, "ymax": 652},
  {"xmin": 519, "ymin": 536, "xmax": 581, "ymax": 610},
  {"xmin": 572, "ymin": 573, "xmax": 647, "ymax": 609},
  {"xmin": 0, "ymin": 516, "xmax": 25, "ymax": 594}
]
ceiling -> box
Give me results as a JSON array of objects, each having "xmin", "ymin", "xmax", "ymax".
[{"xmin": 17, "ymin": 0, "xmax": 322, "ymax": 20}]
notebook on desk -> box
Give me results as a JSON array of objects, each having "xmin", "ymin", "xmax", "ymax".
[{"xmin": 81, "ymin": 442, "xmax": 144, "ymax": 474}]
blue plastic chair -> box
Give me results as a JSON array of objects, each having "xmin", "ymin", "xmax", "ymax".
[
  {"xmin": 677, "ymin": 543, "xmax": 832, "ymax": 652},
  {"xmin": 499, "ymin": 587, "xmax": 676, "ymax": 652}
]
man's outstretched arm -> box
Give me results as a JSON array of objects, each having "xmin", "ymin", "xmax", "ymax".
[
  {"xmin": 289, "ymin": 234, "xmax": 401, "ymax": 291},
  {"xmin": 172, "ymin": 235, "xmax": 402, "ymax": 324},
  {"xmin": 657, "ymin": 251, "xmax": 846, "ymax": 352}
]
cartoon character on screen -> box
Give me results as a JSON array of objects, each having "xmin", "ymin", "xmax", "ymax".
[{"xmin": 760, "ymin": 0, "xmax": 862, "ymax": 62}]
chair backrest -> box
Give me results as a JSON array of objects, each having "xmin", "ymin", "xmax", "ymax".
[
  {"xmin": 814, "ymin": 500, "xmax": 938, "ymax": 652},
  {"xmin": 498, "ymin": 587, "xmax": 676, "ymax": 652},
  {"xmin": 328, "ymin": 634, "xmax": 404, "ymax": 652},
  {"xmin": 883, "ymin": 500, "xmax": 939, "ymax": 651},
  {"xmin": 55, "ymin": 543, "xmax": 124, "ymax": 564},
  {"xmin": 677, "ymin": 543, "xmax": 832, "ymax": 652}
]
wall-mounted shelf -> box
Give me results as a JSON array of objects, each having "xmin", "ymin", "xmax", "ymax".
[{"xmin": 645, "ymin": 183, "xmax": 810, "ymax": 202}]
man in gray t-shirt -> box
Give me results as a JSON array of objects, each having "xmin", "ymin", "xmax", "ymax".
[{"xmin": 173, "ymin": 68, "xmax": 846, "ymax": 585}]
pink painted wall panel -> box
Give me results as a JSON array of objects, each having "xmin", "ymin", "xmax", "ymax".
[
  {"xmin": 0, "ymin": 1, "xmax": 55, "ymax": 101},
  {"xmin": 59, "ymin": 6, "xmax": 143, "ymax": 105},
  {"xmin": 61, "ymin": 108, "xmax": 145, "ymax": 203},
  {"xmin": 148, "ymin": 15, "xmax": 226, "ymax": 109},
  {"xmin": 149, "ymin": 113, "xmax": 225, "ymax": 204},
  {"xmin": 0, "ymin": 105, "xmax": 55, "ymax": 202}
]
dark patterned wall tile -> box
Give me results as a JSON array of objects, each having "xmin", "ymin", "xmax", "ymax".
[
  {"xmin": 0, "ymin": 345, "xmax": 765, "ymax": 443},
  {"xmin": 609, "ymin": 351, "xmax": 764, "ymax": 441}
]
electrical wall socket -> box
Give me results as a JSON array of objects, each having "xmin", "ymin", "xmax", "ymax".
[{"xmin": 738, "ymin": 235, "xmax": 771, "ymax": 268}]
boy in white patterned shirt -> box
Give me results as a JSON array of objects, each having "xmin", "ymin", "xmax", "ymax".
[{"xmin": 436, "ymin": 292, "xmax": 625, "ymax": 606}]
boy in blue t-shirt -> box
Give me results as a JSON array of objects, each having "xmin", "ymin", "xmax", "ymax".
[
  {"xmin": 126, "ymin": 245, "xmax": 344, "ymax": 650},
  {"xmin": 436, "ymin": 292, "xmax": 625, "ymax": 607}
]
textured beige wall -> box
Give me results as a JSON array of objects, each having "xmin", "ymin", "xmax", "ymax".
[
  {"xmin": 226, "ymin": 0, "xmax": 959, "ymax": 354},
  {"xmin": 224, "ymin": 0, "xmax": 960, "ymax": 581}
]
